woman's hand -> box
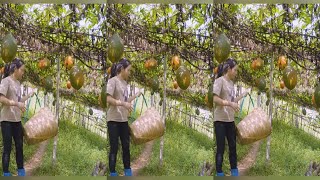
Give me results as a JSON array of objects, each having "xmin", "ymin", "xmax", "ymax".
[
  {"xmin": 229, "ymin": 102, "xmax": 240, "ymax": 112},
  {"xmin": 122, "ymin": 102, "xmax": 133, "ymax": 112},
  {"xmin": 28, "ymin": 89, "xmax": 36, "ymax": 98},
  {"xmin": 242, "ymin": 89, "xmax": 251, "ymax": 97},
  {"xmin": 136, "ymin": 91, "xmax": 142, "ymax": 97},
  {"xmin": 16, "ymin": 102, "xmax": 26, "ymax": 112}
]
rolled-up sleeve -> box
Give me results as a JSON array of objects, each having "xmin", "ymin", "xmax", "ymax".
[
  {"xmin": 213, "ymin": 78, "xmax": 222, "ymax": 97},
  {"xmin": 107, "ymin": 78, "xmax": 116, "ymax": 97},
  {"xmin": 0, "ymin": 78, "xmax": 9, "ymax": 97}
]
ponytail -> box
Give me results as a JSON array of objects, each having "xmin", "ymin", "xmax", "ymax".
[
  {"xmin": 3, "ymin": 58, "xmax": 25, "ymax": 78},
  {"xmin": 217, "ymin": 63, "xmax": 224, "ymax": 78},
  {"xmin": 110, "ymin": 58, "xmax": 131, "ymax": 78},
  {"xmin": 216, "ymin": 58, "xmax": 237, "ymax": 78},
  {"xmin": 3, "ymin": 63, "xmax": 11, "ymax": 78},
  {"xmin": 110, "ymin": 63, "xmax": 118, "ymax": 78}
]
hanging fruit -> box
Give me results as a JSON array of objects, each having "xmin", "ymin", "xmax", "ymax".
[
  {"xmin": 0, "ymin": 67, "xmax": 4, "ymax": 74},
  {"xmin": 251, "ymin": 60, "xmax": 257, "ymax": 70},
  {"xmin": 266, "ymin": 99, "xmax": 270, "ymax": 106},
  {"xmin": 38, "ymin": 58, "xmax": 50, "ymax": 70},
  {"xmin": 66, "ymin": 80, "xmax": 71, "ymax": 89},
  {"xmin": 64, "ymin": 56, "xmax": 74, "ymax": 70},
  {"xmin": 266, "ymin": 91, "xmax": 270, "ymax": 98},
  {"xmin": 108, "ymin": 33, "xmax": 124, "ymax": 63},
  {"xmin": 313, "ymin": 83, "xmax": 320, "ymax": 108},
  {"xmin": 283, "ymin": 66, "xmax": 297, "ymax": 90},
  {"xmin": 100, "ymin": 83, "xmax": 107, "ymax": 108},
  {"xmin": 147, "ymin": 78, "xmax": 159, "ymax": 92},
  {"xmin": 206, "ymin": 83, "xmax": 213, "ymax": 109},
  {"xmin": 176, "ymin": 66, "xmax": 191, "ymax": 90},
  {"xmin": 254, "ymin": 57, "xmax": 264, "ymax": 70},
  {"xmin": 302, "ymin": 108, "xmax": 306, "ymax": 115},
  {"xmin": 214, "ymin": 67, "xmax": 218, "ymax": 74},
  {"xmin": 195, "ymin": 108, "xmax": 200, "ymax": 115},
  {"xmin": 1, "ymin": 33, "xmax": 17, "ymax": 63},
  {"xmin": 144, "ymin": 60, "xmax": 150, "ymax": 69},
  {"xmin": 89, "ymin": 108, "xmax": 93, "ymax": 115},
  {"xmin": 214, "ymin": 33, "xmax": 231, "ymax": 63},
  {"xmin": 43, "ymin": 77, "xmax": 53, "ymax": 92},
  {"xmin": 280, "ymin": 80, "xmax": 285, "ymax": 89},
  {"xmin": 312, "ymin": 94, "xmax": 317, "ymax": 108},
  {"xmin": 173, "ymin": 81, "xmax": 178, "ymax": 89},
  {"xmin": 171, "ymin": 55, "xmax": 181, "ymax": 70},
  {"xmin": 146, "ymin": 58, "xmax": 157, "ymax": 70},
  {"xmin": 277, "ymin": 55, "xmax": 287, "ymax": 70},
  {"xmin": 69, "ymin": 66, "xmax": 85, "ymax": 90},
  {"xmin": 255, "ymin": 77, "xmax": 266, "ymax": 92}
]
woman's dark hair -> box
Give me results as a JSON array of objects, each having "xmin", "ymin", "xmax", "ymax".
[
  {"xmin": 110, "ymin": 58, "xmax": 131, "ymax": 78},
  {"xmin": 217, "ymin": 58, "xmax": 237, "ymax": 78},
  {"xmin": 3, "ymin": 58, "xmax": 25, "ymax": 78}
]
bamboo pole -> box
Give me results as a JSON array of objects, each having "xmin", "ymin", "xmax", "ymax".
[
  {"xmin": 266, "ymin": 53, "xmax": 274, "ymax": 163},
  {"xmin": 52, "ymin": 54, "xmax": 60, "ymax": 166},
  {"xmin": 159, "ymin": 55, "xmax": 167, "ymax": 166}
]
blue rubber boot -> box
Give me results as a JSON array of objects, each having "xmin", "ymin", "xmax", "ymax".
[
  {"xmin": 18, "ymin": 169, "xmax": 26, "ymax": 176},
  {"xmin": 3, "ymin": 172, "xmax": 12, "ymax": 176},
  {"xmin": 109, "ymin": 172, "xmax": 118, "ymax": 176},
  {"xmin": 124, "ymin": 168, "xmax": 132, "ymax": 176},
  {"xmin": 216, "ymin": 172, "xmax": 225, "ymax": 176},
  {"xmin": 231, "ymin": 168, "xmax": 239, "ymax": 176}
]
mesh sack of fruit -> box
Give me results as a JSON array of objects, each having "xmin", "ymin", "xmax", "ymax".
[
  {"xmin": 129, "ymin": 107, "xmax": 164, "ymax": 145},
  {"xmin": 236, "ymin": 107, "xmax": 271, "ymax": 145},
  {"xmin": 23, "ymin": 107, "xmax": 58, "ymax": 145}
]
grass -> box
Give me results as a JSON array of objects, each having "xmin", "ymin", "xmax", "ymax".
[
  {"xmin": 32, "ymin": 119, "xmax": 107, "ymax": 176},
  {"xmin": 0, "ymin": 137, "xmax": 39, "ymax": 174},
  {"xmin": 138, "ymin": 119, "xmax": 214, "ymax": 176},
  {"xmin": 247, "ymin": 120, "xmax": 320, "ymax": 176}
]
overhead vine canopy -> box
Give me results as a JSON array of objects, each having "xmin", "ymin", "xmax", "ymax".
[
  {"xmin": 0, "ymin": 4, "xmax": 319, "ymax": 110},
  {"xmin": 107, "ymin": 4, "xmax": 320, "ymax": 109}
]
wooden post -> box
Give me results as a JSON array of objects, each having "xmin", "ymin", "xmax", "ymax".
[
  {"xmin": 159, "ymin": 55, "xmax": 167, "ymax": 166},
  {"xmin": 52, "ymin": 55, "xmax": 60, "ymax": 166},
  {"xmin": 189, "ymin": 110, "xmax": 192, "ymax": 128},
  {"xmin": 266, "ymin": 53, "xmax": 274, "ymax": 163},
  {"xmin": 179, "ymin": 105, "xmax": 182, "ymax": 123}
]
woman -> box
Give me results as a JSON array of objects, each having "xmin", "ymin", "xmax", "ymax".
[
  {"xmin": 213, "ymin": 58, "xmax": 249, "ymax": 176},
  {"xmin": 0, "ymin": 58, "xmax": 35, "ymax": 176},
  {"xmin": 107, "ymin": 58, "xmax": 142, "ymax": 176}
]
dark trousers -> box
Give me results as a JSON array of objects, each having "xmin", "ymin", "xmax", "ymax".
[
  {"xmin": 107, "ymin": 121, "xmax": 130, "ymax": 173},
  {"xmin": 214, "ymin": 121, "xmax": 237, "ymax": 173},
  {"xmin": 1, "ymin": 121, "xmax": 24, "ymax": 173}
]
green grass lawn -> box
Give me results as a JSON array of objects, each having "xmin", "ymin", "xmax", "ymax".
[
  {"xmin": 138, "ymin": 119, "xmax": 214, "ymax": 176},
  {"xmin": 0, "ymin": 137, "xmax": 39, "ymax": 174},
  {"xmin": 247, "ymin": 120, "xmax": 320, "ymax": 176},
  {"xmin": 32, "ymin": 120, "xmax": 107, "ymax": 176}
]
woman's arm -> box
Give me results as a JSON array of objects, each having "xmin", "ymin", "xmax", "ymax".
[
  {"xmin": 234, "ymin": 92, "xmax": 248, "ymax": 103},
  {"xmin": 20, "ymin": 92, "xmax": 35, "ymax": 103},
  {"xmin": 128, "ymin": 92, "xmax": 142, "ymax": 103},
  {"xmin": 0, "ymin": 95, "xmax": 26, "ymax": 111},
  {"xmin": 107, "ymin": 95, "xmax": 133, "ymax": 111},
  {"xmin": 213, "ymin": 95, "xmax": 231, "ymax": 106},
  {"xmin": 213, "ymin": 95, "xmax": 240, "ymax": 112},
  {"xmin": 0, "ymin": 95, "xmax": 17, "ymax": 106}
]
